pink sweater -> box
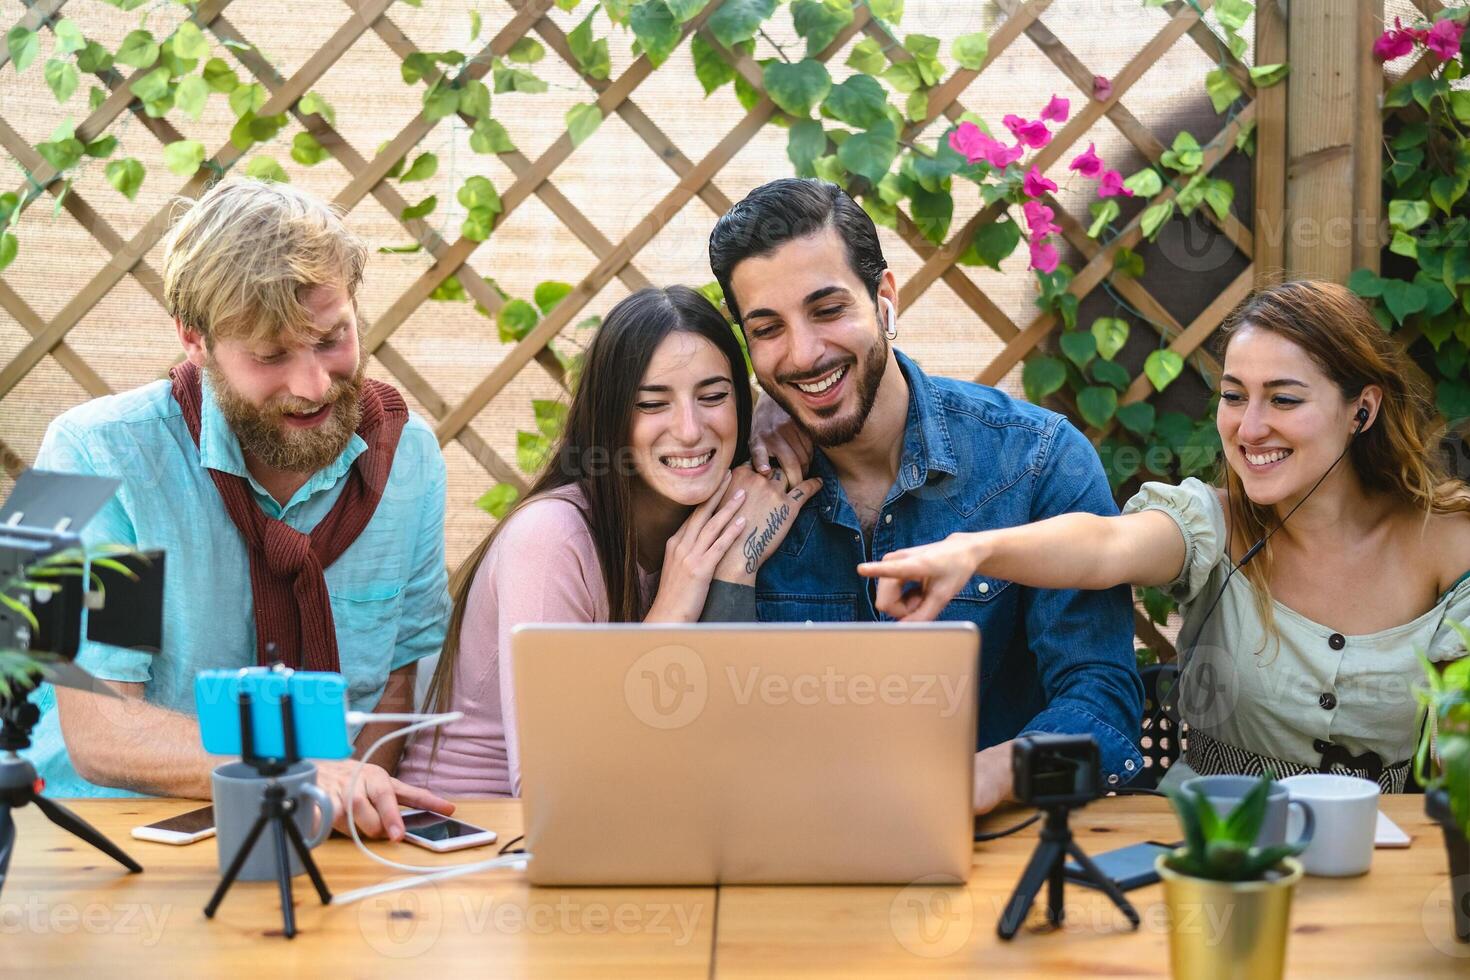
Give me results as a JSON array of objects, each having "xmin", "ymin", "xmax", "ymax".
[{"xmin": 398, "ymin": 486, "xmax": 651, "ymax": 797}]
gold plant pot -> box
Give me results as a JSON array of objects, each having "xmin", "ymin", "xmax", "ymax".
[{"xmin": 1155, "ymin": 854, "xmax": 1303, "ymax": 980}]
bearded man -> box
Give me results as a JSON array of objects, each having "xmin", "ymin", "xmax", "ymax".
[{"xmin": 26, "ymin": 177, "xmax": 454, "ymax": 840}]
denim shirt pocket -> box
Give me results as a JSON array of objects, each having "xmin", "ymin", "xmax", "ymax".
[{"xmin": 756, "ymin": 593, "xmax": 860, "ymax": 623}]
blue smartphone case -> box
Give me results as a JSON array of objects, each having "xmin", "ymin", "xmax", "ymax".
[{"xmin": 195, "ymin": 669, "xmax": 353, "ymax": 760}]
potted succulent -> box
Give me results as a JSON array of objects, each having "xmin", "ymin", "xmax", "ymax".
[
  {"xmin": 1156, "ymin": 774, "xmax": 1307, "ymax": 980},
  {"xmin": 1416, "ymin": 620, "xmax": 1470, "ymax": 944}
]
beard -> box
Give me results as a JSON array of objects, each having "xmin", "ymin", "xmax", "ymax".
[
  {"xmin": 207, "ymin": 358, "xmax": 365, "ymax": 473},
  {"xmin": 768, "ymin": 333, "xmax": 889, "ymax": 448}
]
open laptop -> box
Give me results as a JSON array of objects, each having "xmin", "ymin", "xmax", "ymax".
[{"xmin": 511, "ymin": 623, "xmax": 978, "ymax": 886}]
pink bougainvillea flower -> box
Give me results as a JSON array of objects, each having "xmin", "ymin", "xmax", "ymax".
[
  {"xmin": 949, "ymin": 122, "xmax": 1025, "ymax": 169},
  {"xmin": 1097, "ymin": 169, "xmax": 1133, "ymax": 198},
  {"xmin": 1003, "ymin": 114, "xmax": 1052, "ymax": 149},
  {"xmin": 1029, "ymin": 238, "xmax": 1060, "ymax": 274},
  {"xmin": 991, "ymin": 140, "xmax": 1025, "ymax": 167},
  {"xmin": 1069, "ymin": 143, "xmax": 1104, "ymax": 178},
  {"xmin": 1427, "ymin": 18, "xmax": 1465, "ymax": 60},
  {"xmin": 1374, "ymin": 26, "xmax": 1416, "ymax": 61},
  {"xmin": 1040, "ymin": 94, "xmax": 1070, "ymax": 123},
  {"xmin": 1022, "ymin": 166, "xmax": 1058, "ymax": 198},
  {"xmin": 1022, "ymin": 200, "xmax": 1061, "ymax": 238},
  {"xmin": 1092, "ymin": 75, "xmax": 1113, "ymax": 101}
]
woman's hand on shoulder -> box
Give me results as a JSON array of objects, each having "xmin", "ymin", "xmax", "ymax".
[{"xmin": 712, "ymin": 464, "xmax": 823, "ymax": 585}]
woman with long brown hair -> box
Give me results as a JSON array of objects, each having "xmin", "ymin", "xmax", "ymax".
[
  {"xmin": 398, "ymin": 286, "xmax": 820, "ymax": 796},
  {"xmin": 856, "ymin": 279, "xmax": 1470, "ymax": 790}
]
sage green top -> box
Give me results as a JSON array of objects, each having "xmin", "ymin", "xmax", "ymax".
[{"xmin": 1124, "ymin": 478, "xmax": 1470, "ymax": 784}]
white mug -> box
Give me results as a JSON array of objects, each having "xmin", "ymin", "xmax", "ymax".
[{"xmin": 1280, "ymin": 773, "xmax": 1380, "ymax": 877}]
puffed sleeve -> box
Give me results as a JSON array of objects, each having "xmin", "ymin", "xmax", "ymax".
[
  {"xmin": 1426, "ymin": 577, "xmax": 1470, "ymax": 664},
  {"xmin": 1121, "ymin": 477, "xmax": 1226, "ymax": 606}
]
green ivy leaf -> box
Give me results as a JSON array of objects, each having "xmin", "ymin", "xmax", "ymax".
[
  {"xmin": 847, "ymin": 37, "xmax": 886, "ymax": 74},
  {"xmin": 787, "ymin": 118, "xmax": 826, "ymax": 176},
  {"xmin": 131, "ymin": 66, "xmax": 172, "ymax": 105},
  {"xmin": 1087, "ymin": 198, "xmax": 1120, "ymax": 238},
  {"xmin": 470, "ymin": 118, "xmax": 515, "ymax": 154},
  {"xmin": 1439, "ymin": 378, "xmax": 1470, "ymax": 421},
  {"xmin": 400, "ymin": 194, "xmax": 437, "ymax": 220},
  {"xmin": 162, "ymin": 139, "xmax": 206, "ymax": 176},
  {"xmin": 1390, "ymin": 198, "xmax": 1432, "ymax": 232},
  {"xmin": 401, "ymin": 52, "xmax": 433, "ymax": 85},
  {"xmin": 1204, "ymin": 67, "xmax": 1243, "ymax": 114},
  {"xmin": 1381, "ymin": 278, "xmax": 1428, "ymax": 324},
  {"xmin": 76, "ymin": 42, "xmax": 113, "ymax": 74},
  {"xmin": 423, "ymin": 80, "xmax": 460, "ymax": 121},
  {"xmin": 691, "ymin": 32, "xmax": 735, "ymax": 94},
  {"xmin": 173, "ymin": 21, "xmax": 211, "ymax": 60},
  {"xmin": 764, "ymin": 59, "xmax": 832, "ymax": 117},
  {"xmin": 105, "ymin": 157, "xmax": 144, "ymax": 200},
  {"xmin": 566, "ymin": 103, "xmax": 603, "ymax": 147},
  {"xmin": 1432, "ymin": 175, "xmax": 1468, "ymax": 215},
  {"xmin": 837, "ymin": 118, "xmax": 897, "ymax": 184},
  {"xmin": 43, "ymin": 59, "xmax": 79, "ymax": 103},
  {"xmin": 962, "ymin": 216, "xmax": 1021, "ymax": 270},
  {"xmin": 1091, "ymin": 317, "xmax": 1129, "ymax": 360},
  {"xmin": 1091, "ymin": 357, "xmax": 1132, "ymax": 391},
  {"xmin": 507, "ymin": 37, "xmax": 546, "ymax": 63},
  {"xmin": 1116, "ymin": 401, "xmax": 1157, "ymax": 438},
  {"xmin": 1140, "ymin": 200, "xmax": 1175, "ymax": 240},
  {"xmin": 902, "ymin": 33, "xmax": 944, "ymax": 87},
  {"xmin": 203, "ymin": 58, "xmax": 239, "ymax": 93},
  {"xmin": 629, "ymin": 0, "xmax": 681, "ymax": 67},
  {"xmin": 36, "ymin": 137, "xmax": 84, "ymax": 172},
  {"xmin": 458, "ymin": 174, "xmax": 501, "ymax": 210},
  {"xmin": 1215, "ymin": 0, "xmax": 1252, "ymax": 31},
  {"xmin": 476, "ymin": 483, "xmax": 520, "ymax": 518},
  {"xmin": 493, "ymin": 60, "xmax": 549, "ymax": 93},
  {"xmin": 1144, "ymin": 349, "xmax": 1185, "ymax": 391},
  {"xmin": 115, "ymin": 29, "xmax": 160, "ymax": 69},
  {"xmin": 708, "ymin": 0, "xmax": 777, "ymax": 48},
  {"xmin": 174, "ymin": 75, "xmax": 209, "ymax": 120},
  {"xmin": 290, "ymin": 132, "xmax": 330, "ymax": 166},
  {"xmin": 1022, "ymin": 356, "xmax": 1067, "ymax": 403},
  {"xmin": 534, "ymin": 281, "xmax": 574, "ymax": 314},
  {"xmin": 867, "ymin": 0, "xmax": 904, "ymax": 22},
  {"xmin": 1060, "ymin": 329, "xmax": 1097, "ymax": 369},
  {"xmin": 1077, "ymin": 385, "xmax": 1118, "ymax": 428},
  {"xmin": 1249, "ymin": 63, "xmax": 1289, "ymax": 87},
  {"xmin": 1347, "ymin": 267, "xmax": 1384, "ymax": 298},
  {"xmin": 1114, "ymin": 247, "xmax": 1145, "ymax": 279},
  {"xmin": 7, "ymin": 27, "xmax": 40, "ymax": 73},
  {"xmin": 823, "ymin": 74, "xmax": 888, "ymax": 129},
  {"xmin": 532, "ymin": 398, "xmax": 569, "ymax": 438},
  {"xmin": 1124, "ymin": 168, "xmax": 1163, "ymax": 197},
  {"xmin": 569, "ymin": 10, "xmax": 612, "ymax": 80},
  {"xmin": 1202, "ymin": 179, "xmax": 1234, "ymax": 223},
  {"xmin": 499, "ymin": 298, "xmax": 539, "ymax": 343},
  {"xmin": 1390, "ymin": 229, "xmax": 1418, "ymax": 260},
  {"xmin": 792, "ymin": 0, "xmax": 853, "ymax": 57},
  {"xmin": 1160, "ymin": 131, "xmax": 1202, "ymax": 174},
  {"xmin": 951, "ymin": 31, "xmax": 989, "ymax": 70},
  {"xmin": 516, "ymin": 430, "xmax": 553, "ymax": 474},
  {"xmin": 53, "ymin": 19, "xmax": 85, "ymax": 55},
  {"xmin": 243, "ymin": 156, "xmax": 288, "ymax": 183},
  {"xmin": 463, "ymin": 206, "xmax": 497, "ymax": 242},
  {"xmin": 400, "ymin": 152, "xmax": 438, "ymax": 183},
  {"xmin": 84, "ymin": 134, "xmax": 117, "ymax": 158},
  {"xmin": 908, "ymin": 184, "xmax": 952, "ymax": 242},
  {"xmin": 229, "ymin": 82, "xmax": 267, "ymax": 117}
]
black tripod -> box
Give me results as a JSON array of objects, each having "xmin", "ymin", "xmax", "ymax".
[
  {"xmin": 997, "ymin": 803, "xmax": 1141, "ymax": 940},
  {"xmin": 0, "ymin": 693, "xmax": 142, "ymax": 900},
  {"xmin": 203, "ymin": 690, "xmax": 331, "ymax": 939}
]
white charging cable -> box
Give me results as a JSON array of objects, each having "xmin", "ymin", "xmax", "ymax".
[{"xmin": 326, "ymin": 710, "xmax": 531, "ymax": 907}]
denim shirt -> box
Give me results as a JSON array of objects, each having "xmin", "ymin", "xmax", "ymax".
[{"xmin": 755, "ymin": 351, "xmax": 1145, "ymax": 785}]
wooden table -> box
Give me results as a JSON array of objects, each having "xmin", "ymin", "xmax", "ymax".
[{"xmin": 5, "ymin": 795, "xmax": 1464, "ymax": 977}]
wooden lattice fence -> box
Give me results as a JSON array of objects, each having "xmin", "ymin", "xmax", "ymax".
[{"xmin": 1, "ymin": 0, "xmax": 1310, "ymax": 657}]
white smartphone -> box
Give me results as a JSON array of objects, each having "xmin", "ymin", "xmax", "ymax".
[
  {"xmin": 1375, "ymin": 809, "xmax": 1411, "ymax": 848},
  {"xmin": 400, "ymin": 809, "xmax": 499, "ymax": 852},
  {"xmin": 131, "ymin": 805, "xmax": 215, "ymax": 845}
]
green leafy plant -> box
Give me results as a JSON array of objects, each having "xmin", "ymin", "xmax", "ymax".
[
  {"xmin": 1164, "ymin": 773, "xmax": 1306, "ymax": 882},
  {"xmin": 1415, "ymin": 620, "xmax": 1470, "ymax": 838}
]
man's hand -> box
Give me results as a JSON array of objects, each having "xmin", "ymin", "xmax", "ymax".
[
  {"xmin": 315, "ymin": 759, "xmax": 455, "ymax": 840},
  {"xmin": 973, "ymin": 741, "xmax": 1016, "ymax": 815},
  {"xmin": 712, "ymin": 464, "xmax": 823, "ymax": 585},
  {"xmin": 748, "ymin": 394, "xmax": 812, "ymax": 478}
]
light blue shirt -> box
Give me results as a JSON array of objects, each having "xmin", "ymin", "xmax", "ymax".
[{"xmin": 24, "ymin": 374, "xmax": 450, "ymax": 797}]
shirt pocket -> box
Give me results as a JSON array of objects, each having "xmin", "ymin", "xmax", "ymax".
[
  {"xmin": 328, "ymin": 584, "xmax": 406, "ymax": 705},
  {"xmin": 757, "ymin": 592, "xmax": 859, "ymax": 623}
]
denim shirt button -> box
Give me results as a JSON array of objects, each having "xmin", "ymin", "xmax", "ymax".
[
  {"xmin": 978, "ymin": 582, "xmax": 990, "ymax": 594},
  {"xmin": 883, "ymin": 513, "xmax": 892, "ymax": 524},
  {"xmin": 909, "ymin": 464, "xmax": 919, "ymax": 482},
  {"xmin": 1124, "ymin": 759, "xmax": 1135, "ymax": 771},
  {"xmin": 1108, "ymin": 774, "xmax": 1120, "ymax": 785}
]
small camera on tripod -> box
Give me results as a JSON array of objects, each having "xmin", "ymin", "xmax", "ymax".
[{"xmin": 1011, "ymin": 733, "xmax": 1102, "ymax": 808}]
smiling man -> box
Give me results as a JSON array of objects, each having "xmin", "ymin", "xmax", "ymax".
[
  {"xmin": 25, "ymin": 177, "xmax": 454, "ymax": 840},
  {"xmin": 708, "ymin": 179, "xmax": 1144, "ymax": 812}
]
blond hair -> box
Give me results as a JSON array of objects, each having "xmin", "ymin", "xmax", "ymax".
[{"xmin": 161, "ymin": 177, "xmax": 367, "ymax": 346}]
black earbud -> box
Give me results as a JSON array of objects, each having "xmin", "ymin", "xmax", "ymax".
[{"xmin": 1354, "ymin": 406, "xmax": 1369, "ymax": 431}]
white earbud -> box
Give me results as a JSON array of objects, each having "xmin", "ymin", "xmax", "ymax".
[{"xmin": 881, "ymin": 298, "xmax": 897, "ymax": 340}]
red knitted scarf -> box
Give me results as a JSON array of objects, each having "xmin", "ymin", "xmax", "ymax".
[{"xmin": 169, "ymin": 361, "xmax": 408, "ymax": 672}]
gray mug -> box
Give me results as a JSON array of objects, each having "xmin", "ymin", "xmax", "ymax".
[
  {"xmin": 211, "ymin": 760, "xmax": 334, "ymax": 881},
  {"xmin": 1181, "ymin": 774, "xmax": 1316, "ymax": 849}
]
